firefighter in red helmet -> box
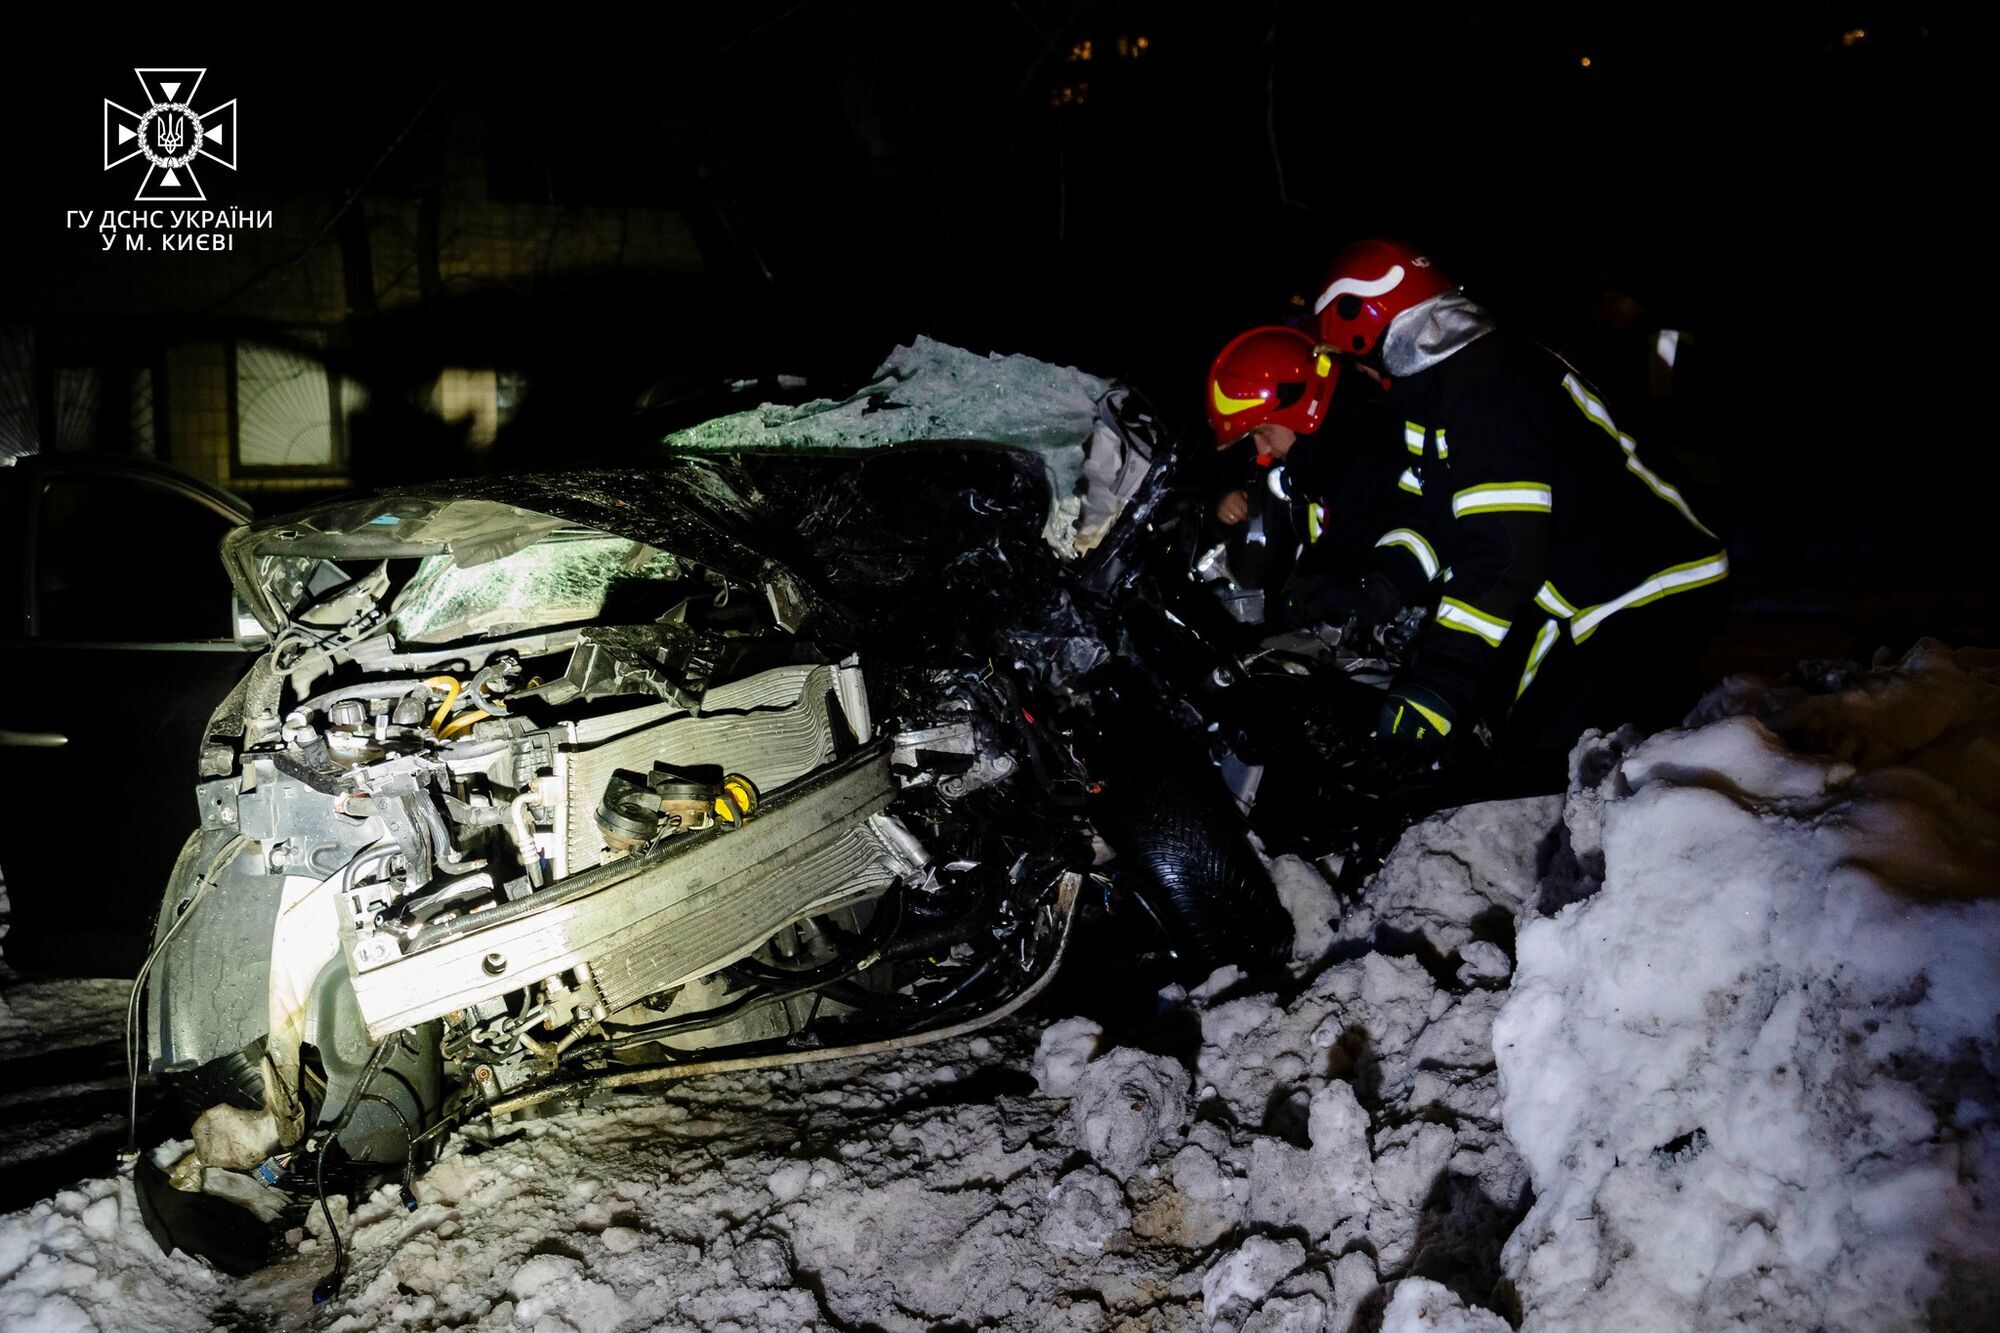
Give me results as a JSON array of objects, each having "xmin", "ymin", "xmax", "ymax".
[
  {"xmin": 1204, "ymin": 325, "xmax": 1412, "ymax": 588},
  {"xmin": 1297, "ymin": 239, "xmax": 1729, "ymax": 756},
  {"xmin": 1206, "ymin": 325, "xmax": 1337, "ymax": 530},
  {"xmin": 1206, "ymin": 325, "xmax": 1339, "ymax": 455}
]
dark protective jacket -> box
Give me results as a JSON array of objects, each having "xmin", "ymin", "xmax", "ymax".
[
  {"xmin": 1274, "ymin": 391, "xmax": 1409, "ymax": 572},
  {"xmin": 1361, "ymin": 330, "xmax": 1727, "ymax": 715}
]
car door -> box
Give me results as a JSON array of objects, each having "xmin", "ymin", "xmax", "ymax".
[{"xmin": 0, "ymin": 463, "xmax": 256, "ymax": 976}]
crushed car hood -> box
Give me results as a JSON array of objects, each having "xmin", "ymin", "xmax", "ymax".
[
  {"xmin": 222, "ymin": 462, "xmax": 829, "ymax": 642},
  {"xmin": 225, "ymin": 340, "xmax": 1164, "ymax": 652}
]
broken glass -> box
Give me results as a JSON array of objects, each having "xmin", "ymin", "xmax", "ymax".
[{"xmin": 390, "ymin": 532, "xmax": 695, "ymax": 644}]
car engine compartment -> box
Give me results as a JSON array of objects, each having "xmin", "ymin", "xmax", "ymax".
[{"xmin": 148, "ymin": 469, "xmax": 1103, "ymax": 1189}]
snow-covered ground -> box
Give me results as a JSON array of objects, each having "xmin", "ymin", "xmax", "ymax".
[
  {"xmin": 1, "ymin": 641, "xmax": 1994, "ymax": 1330},
  {"xmin": 0, "ymin": 899, "xmax": 140, "ymax": 1221}
]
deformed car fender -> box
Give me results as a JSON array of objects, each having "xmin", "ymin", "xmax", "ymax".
[{"xmin": 145, "ymin": 829, "xmax": 282, "ymax": 1122}]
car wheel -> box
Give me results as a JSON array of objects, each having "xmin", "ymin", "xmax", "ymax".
[{"xmin": 1086, "ymin": 720, "xmax": 1293, "ymax": 976}]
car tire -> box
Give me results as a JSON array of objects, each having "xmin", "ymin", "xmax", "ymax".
[{"xmin": 1086, "ymin": 721, "xmax": 1294, "ymax": 976}]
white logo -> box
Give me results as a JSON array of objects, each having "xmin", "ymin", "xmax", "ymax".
[
  {"xmin": 1313, "ymin": 265, "xmax": 1405, "ymax": 316},
  {"xmin": 104, "ymin": 68, "xmax": 237, "ymax": 201}
]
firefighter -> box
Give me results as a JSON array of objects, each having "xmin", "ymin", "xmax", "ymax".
[
  {"xmin": 1293, "ymin": 238, "xmax": 1729, "ymax": 755},
  {"xmin": 1204, "ymin": 325, "xmax": 1407, "ymax": 580}
]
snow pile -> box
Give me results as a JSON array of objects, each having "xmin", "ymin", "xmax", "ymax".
[
  {"xmin": 1332, "ymin": 796, "xmax": 1564, "ymax": 967},
  {"xmin": 1068, "ymin": 1047, "xmax": 1192, "ymax": 1179},
  {"xmin": 0, "ymin": 1176, "xmax": 223, "ymax": 1331},
  {"xmin": 1381, "ymin": 1277, "xmax": 1511, "ymax": 1332},
  {"xmin": 665, "ymin": 337, "xmax": 1136, "ymax": 553},
  {"xmin": 1497, "ymin": 640, "xmax": 2000, "ymax": 1331},
  {"xmin": 1031, "ymin": 1014, "xmax": 1103, "ymax": 1098},
  {"xmin": 1143, "ymin": 945, "xmax": 1535, "ymax": 1325}
]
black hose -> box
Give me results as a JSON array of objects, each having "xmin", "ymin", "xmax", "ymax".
[
  {"xmin": 877, "ymin": 912, "xmax": 987, "ymax": 962},
  {"xmin": 586, "ymin": 974, "xmax": 818, "ymax": 1054},
  {"xmin": 358, "ymin": 1093, "xmax": 420, "ymax": 1207},
  {"xmin": 919, "ymin": 953, "xmax": 1002, "ymax": 1010},
  {"xmin": 415, "ymin": 795, "xmax": 461, "ymax": 870},
  {"xmin": 311, "ymin": 1040, "xmax": 392, "ymax": 1306},
  {"xmin": 726, "ymin": 945, "xmax": 875, "ymax": 990}
]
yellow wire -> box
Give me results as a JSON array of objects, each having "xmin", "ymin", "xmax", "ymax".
[
  {"xmin": 438, "ymin": 709, "xmax": 491, "ymax": 739},
  {"xmin": 424, "ymin": 676, "xmax": 462, "ymax": 733}
]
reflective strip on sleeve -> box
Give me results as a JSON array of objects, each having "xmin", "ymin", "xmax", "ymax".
[
  {"xmin": 1373, "ymin": 527, "xmax": 1440, "ymax": 581},
  {"xmin": 1533, "ymin": 580, "xmax": 1577, "ymax": 619},
  {"xmin": 1570, "ymin": 552, "xmax": 1730, "ymax": 644},
  {"xmin": 1560, "ymin": 372, "xmax": 1619, "ymax": 437},
  {"xmin": 1436, "ymin": 596, "xmax": 1512, "ymax": 647},
  {"xmin": 1434, "ymin": 427, "xmax": 1448, "ymax": 459},
  {"xmin": 1306, "ymin": 503, "xmax": 1325, "ymax": 543},
  {"xmin": 1398, "ymin": 467, "xmax": 1423, "ymax": 495},
  {"xmin": 1622, "ymin": 452, "xmax": 1718, "ymax": 540},
  {"xmin": 1514, "ymin": 617, "xmax": 1562, "ymax": 701},
  {"xmin": 1404, "ymin": 421, "xmax": 1425, "ymax": 455},
  {"xmin": 1452, "ymin": 481, "xmax": 1552, "ymax": 517},
  {"xmin": 1561, "ymin": 372, "xmax": 1719, "ymax": 540}
]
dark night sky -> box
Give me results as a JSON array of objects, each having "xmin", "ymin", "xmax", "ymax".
[{"xmin": 3, "ymin": 2, "xmax": 1985, "ymax": 652}]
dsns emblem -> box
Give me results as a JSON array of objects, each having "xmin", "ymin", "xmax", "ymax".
[{"xmin": 104, "ymin": 68, "xmax": 237, "ymax": 202}]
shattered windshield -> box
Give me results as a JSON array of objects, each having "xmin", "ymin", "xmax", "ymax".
[{"xmin": 390, "ymin": 531, "xmax": 698, "ymax": 643}]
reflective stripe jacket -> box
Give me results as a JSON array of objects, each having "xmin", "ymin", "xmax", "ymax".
[
  {"xmin": 1272, "ymin": 393, "xmax": 1407, "ymax": 572},
  {"xmin": 1363, "ymin": 331, "xmax": 1726, "ymax": 713}
]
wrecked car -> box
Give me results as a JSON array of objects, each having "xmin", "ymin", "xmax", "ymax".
[{"xmin": 135, "ymin": 340, "xmax": 1450, "ymax": 1278}]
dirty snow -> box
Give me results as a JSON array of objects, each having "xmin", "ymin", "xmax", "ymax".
[
  {"xmin": 1496, "ymin": 641, "xmax": 2000, "ymax": 1331},
  {"xmin": 0, "ymin": 641, "xmax": 1994, "ymax": 1330},
  {"xmin": 1032, "ymin": 1014, "xmax": 1104, "ymax": 1098}
]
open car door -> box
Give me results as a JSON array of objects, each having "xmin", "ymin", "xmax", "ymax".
[{"xmin": 0, "ymin": 457, "xmax": 255, "ymax": 976}]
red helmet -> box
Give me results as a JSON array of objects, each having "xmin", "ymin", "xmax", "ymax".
[
  {"xmin": 1205, "ymin": 325, "xmax": 1339, "ymax": 448},
  {"xmin": 1313, "ymin": 239, "xmax": 1455, "ymax": 358}
]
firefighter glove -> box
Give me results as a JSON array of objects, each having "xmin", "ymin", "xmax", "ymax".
[{"xmin": 1377, "ymin": 682, "xmax": 1456, "ymax": 749}]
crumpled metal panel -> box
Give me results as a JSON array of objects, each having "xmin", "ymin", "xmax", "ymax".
[
  {"xmin": 147, "ymin": 831, "xmax": 276, "ymax": 1074},
  {"xmin": 663, "ymin": 337, "xmax": 1148, "ymax": 556}
]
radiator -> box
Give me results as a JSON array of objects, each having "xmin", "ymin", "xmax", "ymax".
[
  {"xmin": 553, "ymin": 661, "xmax": 869, "ymax": 877},
  {"xmin": 349, "ymin": 749, "xmax": 904, "ymax": 1040}
]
